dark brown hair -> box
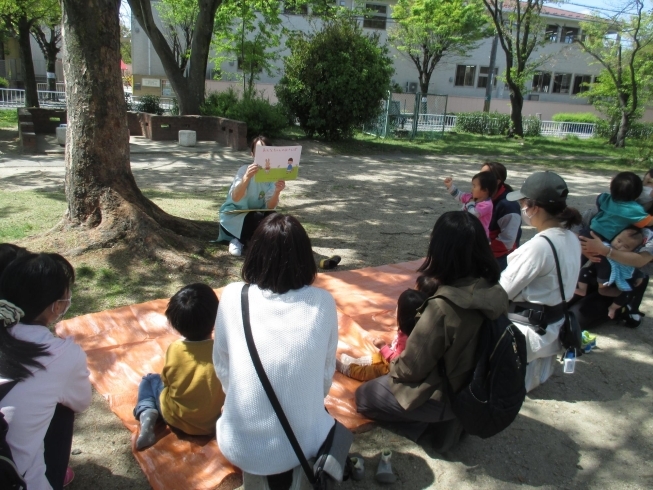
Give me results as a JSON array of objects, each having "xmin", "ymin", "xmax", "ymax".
[
  {"xmin": 166, "ymin": 283, "xmax": 219, "ymax": 341},
  {"xmin": 473, "ymin": 171, "xmax": 498, "ymax": 198},
  {"xmin": 250, "ymin": 135, "xmax": 272, "ymax": 155},
  {"xmin": 242, "ymin": 214, "xmax": 317, "ymax": 294},
  {"xmin": 523, "ymin": 198, "xmax": 582, "ymax": 229},
  {"xmin": 415, "ymin": 275, "xmax": 439, "ymax": 297},
  {"xmin": 481, "ymin": 161, "xmax": 513, "ymax": 192},
  {"xmin": 418, "ymin": 211, "xmax": 500, "ymax": 285},
  {"xmin": 397, "ymin": 289, "xmax": 428, "ymax": 336}
]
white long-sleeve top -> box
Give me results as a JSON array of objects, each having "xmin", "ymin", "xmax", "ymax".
[
  {"xmin": 0, "ymin": 324, "xmax": 92, "ymax": 490},
  {"xmin": 213, "ymin": 282, "xmax": 338, "ymax": 475},
  {"xmin": 500, "ymin": 227, "xmax": 581, "ymax": 362}
]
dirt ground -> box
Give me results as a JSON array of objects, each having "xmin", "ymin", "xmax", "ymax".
[{"xmin": 2, "ymin": 132, "xmax": 653, "ymax": 489}]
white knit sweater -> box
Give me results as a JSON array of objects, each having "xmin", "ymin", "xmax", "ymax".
[{"xmin": 213, "ymin": 282, "xmax": 338, "ymax": 475}]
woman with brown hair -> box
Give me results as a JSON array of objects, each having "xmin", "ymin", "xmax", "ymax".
[{"xmin": 213, "ymin": 214, "xmax": 338, "ymax": 489}]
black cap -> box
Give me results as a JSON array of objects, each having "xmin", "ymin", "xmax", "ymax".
[{"xmin": 506, "ymin": 171, "xmax": 569, "ymax": 203}]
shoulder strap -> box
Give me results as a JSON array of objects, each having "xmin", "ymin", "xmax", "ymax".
[
  {"xmin": 240, "ymin": 284, "xmax": 316, "ymax": 484},
  {"xmin": 0, "ymin": 380, "xmax": 18, "ymax": 403},
  {"xmin": 541, "ymin": 235, "xmax": 567, "ymax": 304}
]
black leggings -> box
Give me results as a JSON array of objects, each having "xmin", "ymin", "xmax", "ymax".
[
  {"xmin": 221, "ymin": 211, "xmax": 275, "ymax": 245},
  {"xmin": 44, "ymin": 404, "xmax": 75, "ymax": 490}
]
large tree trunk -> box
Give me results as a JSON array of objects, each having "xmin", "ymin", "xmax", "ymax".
[
  {"xmin": 128, "ymin": 0, "xmax": 220, "ymax": 115},
  {"xmin": 61, "ymin": 0, "xmax": 215, "ymax": 258},
  {"xmin": 17, "ymin": 16, "xmax": 39, "ymax": 108},
  {"xmin": 508, "ymin": 85, "xmax": 524, "ymax": 137}
]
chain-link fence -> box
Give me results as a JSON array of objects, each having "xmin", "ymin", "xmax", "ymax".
[{"xmin": 363, "ymin": 92, "xmax": 448, "ymax": 140}]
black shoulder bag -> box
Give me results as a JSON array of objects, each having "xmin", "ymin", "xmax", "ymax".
[
  {"xmin": 240, "ymin": 284, "xmax": 353, "ymax": 490},
  {"xmin": 542, "ymin": 236, "xmax": 583, "ymax": 352},
  {"xmin": 0, "ymin": 380, "xmax": 27, "ymax": 490}
]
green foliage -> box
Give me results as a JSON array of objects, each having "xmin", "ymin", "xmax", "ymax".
[
  {"xmin": 552, "ymin": 113, "xmax": 601, "ymax": 124},
  {"xmin": 578, "ymin": 1, "xmax": 653, "ymax": 146},
  {"xmin": 135, "ymin": 95, "xmax": 164, "ymax": 115},
  {"xmin": 201, "ymin": 88, "xmax": 289, "ymax": 138},
  {"xmin": 523, "ymin": 116, "xmax": 542, "ymax": 137},
  {"xmin": 276, "ymin": 16, "xmax": 393, "ymax": 140},
  {"xmin": 124, "ymin": 93, "xmax": 133, "ymax": 111},
  {"xmin": 389, "ymin": 0, "xmax": 490, "ymax": 93},
  {"xmin": 595, "ymin": 120, "xmax": 653, "ymax": 140},
  {"xmin": 0, "ymin": 77, "xmax": 8, "ymax": 88},
  {"xmin": 454, "ymin": 112, "xmax": 512, "ymax": 136},
  {"xmin": 157, "ymin": 0, "xmax": 198, "ymax": 71},
  {"xmin": 0, "ymin": 109, "xmax": 18, "ymax": 128},
  {"xmin": 211, "ymin": 0, "xmax": 283, "ymax": 96}
]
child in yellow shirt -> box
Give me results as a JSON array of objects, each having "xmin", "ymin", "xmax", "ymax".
[{"xmin": 134, "ymin": 283, "xmax": 225, "ymax": 449}]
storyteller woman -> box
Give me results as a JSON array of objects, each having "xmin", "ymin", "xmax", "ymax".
[
  {"xmin": 218, "ymin": 136, "xmax": 286, "ymax": 256},
  {"xmin": 213, "ymin": 214, "xmax": 338, "ymax": 488}
]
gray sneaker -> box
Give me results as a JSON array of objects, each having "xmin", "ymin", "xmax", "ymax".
[{"xmin": 228, "ymin": 238, "xmax": 243, "ymax": 256}]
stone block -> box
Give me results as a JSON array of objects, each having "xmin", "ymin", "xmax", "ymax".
[
  {"xmin": 178, "ymin": 130, "xmax": 197, "ymax": 147},
  {"xmin": 56, "ymin": 126, "xmax": 67, "ymax": 146},
  {"xmin": 20, "ymin": 132, "xmax": 36, "ymax": 149},
  {"xmin": 20, "ymin": 121, "xmax": 35, "ymax": 134}
]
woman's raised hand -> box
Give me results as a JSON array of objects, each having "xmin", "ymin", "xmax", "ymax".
[
  {"xmin": 244, "ymin": 162, "xmax": 260, "ymax": 181},
  {"xmin": 274, "ymin": 180, "xmax": 286, "ymax": 194}
]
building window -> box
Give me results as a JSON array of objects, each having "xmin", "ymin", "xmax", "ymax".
[
  {"xmin": 531, "ymin": 71, "xmax": 551, "ymax": 93},
  {"xmin": 552, "ymin": 73, "xmax": 572, "ymax": 94},
  {"xmin": 161, "ymin": 79, "xmax": 173, "ymax": 96},
  {"xmin": 561, "ymin": 27, "xmax": 579, "ymax": 43},
  {"xmin": 363, "ymin": 4, "xmax": 387, "ymax": 30},
  {"xmin": 545, "ymin": 24, "xmax": 559, "ymax": 42},
  {"xmin": 477, "ymin": 66, "xmax": 498, "ymax": 88},
  {"xmin": 284, "ymin": 1, "xmax": 308, "ymax": 15},
  {"xmin": 572, "ymin": 74, "xmax": 592, "ymax": 94},
  {"xmin": 454, "ymin": 65, "xmax": 476, "ymax": 87}
]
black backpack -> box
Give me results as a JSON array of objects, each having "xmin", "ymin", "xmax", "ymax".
[
  {"xmin": 441, "ymin": 314, "xmax": 527, "ymax": 439},
  {"xmin": 0, "ymin": 381, "xmax": 26, "ymax": 490}
]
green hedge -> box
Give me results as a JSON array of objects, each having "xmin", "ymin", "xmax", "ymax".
[
  {"xmin": 523, "ymin": 116, "xmax": 542, "ymax": 137},
  {"xmin": 454, "ymin": 111, "xmax": 511, "ymax": 135},
  {"xmin": 201, "ymin": 88, "xmax": 289, "ymax": 138},
  {"xmin": 552, "ymin": 112, "xmax": 601, "ymax": 124},
  {"xmin": 0, "ymin": 77, "xmax": 8, "ymax": 89},
  {"xmin": 595, "ymin": 120, "xmax": 653, "ymax": 140}
]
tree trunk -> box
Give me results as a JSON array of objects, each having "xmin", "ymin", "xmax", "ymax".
[
  {"xmin": 614, "ymin": 112, "xmax": 629, "ymax": 148},
  {"xmin": 17, "ymin": 16, "xmax": 39, "ymax": 108},
  {"xmin": 61, "ymin": 0, "xmax": 215, "ymax": 257},
  {"xmin": 419, "ymin": 74, "xmax": 430, "ymax": 95},
  {"xmin": 508, "ymin": 85, "xmax": 524, "ymax": 137},
  {"xmin": 128, "ymin": 0, "xmax": 220, "ymax": 115}
]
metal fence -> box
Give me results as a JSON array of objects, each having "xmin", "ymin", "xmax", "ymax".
[
  {"xmin": 363, "ymin": 92, "xmax": 449, "ymax": 140},
  {"xmin": 129, "ymin": 95, "xmax": 177, "ymax": 111},
  {"xmin": 0, "ymin": 88, "xmax": 66, "ymax": 108},
  {"xmin": 540, "ymin": 121, "xmax": 595, "ymax": 138},
  {"xmin": 37, "ymin": 82, "xmax": 66, "ymax": 92}
]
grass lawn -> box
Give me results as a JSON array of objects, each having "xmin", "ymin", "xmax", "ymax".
[
  {"xmin": 0, "ymin": 188, "xmax": 237, "ymax": 318},
  {"xmin": 0, "ymin": 109, "xmax": 18, "ymax": 129},
  {"xmin": 279, "ymin": 126, "xmax": 653, "ymax": 172}
]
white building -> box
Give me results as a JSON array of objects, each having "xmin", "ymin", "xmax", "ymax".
[{"xmin": 130, "ymin": 2, "xmax": 650, "ymax": 120}]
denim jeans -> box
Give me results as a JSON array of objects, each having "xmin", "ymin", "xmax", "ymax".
[{"xmin": 133, "ymin": 373, "xmax": 164, "ymax": 420}]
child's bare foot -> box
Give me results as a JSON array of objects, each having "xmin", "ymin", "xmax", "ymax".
[
  {"xmin": 608, "ymin": 303, "xmax": 620, "ymax": 319},
  {"xmin": 373, "ymin": 338, "xmax": 386, "ymax": 349}
]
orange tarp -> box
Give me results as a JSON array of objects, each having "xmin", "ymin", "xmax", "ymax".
[{"xmin": 56, "ymin": 260, "xmax": 423, "ymax": 490}]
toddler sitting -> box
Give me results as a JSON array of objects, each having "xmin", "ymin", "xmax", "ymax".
[
  {"xmin": 444, "ymin": 172, "xmax": 496, "ymax": 238},
  {"xmin": 336, "ymin": 276, "xmax": 438, "ymax": 382},
  {"xmin": 576, "ymin": 227, "xmax": 645, "ymax": 319},
  {"xmin": 133, "ymin": 283, "xmax": 225, "ymax": 449}
]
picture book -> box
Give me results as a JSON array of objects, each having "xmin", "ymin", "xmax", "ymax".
[{"xmin": 254, "ymin": 145, "xmax": 302, "ymax": 183}]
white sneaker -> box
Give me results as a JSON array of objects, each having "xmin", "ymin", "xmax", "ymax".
[{"xmin": 228, "ymin": 238, "xmax": 243, "ymax": 256}]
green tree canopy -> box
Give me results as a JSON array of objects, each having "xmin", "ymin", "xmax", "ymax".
[
  {"xmin": 578, "ymin": 0, "xmax": 653, "ymax": 148},
  {"xmin": 276, "ymin": 15, "xmax": 393, "ymax": 140},
  {"xmin": 389, "ymin": 0, "xmax": 491, "ymax": 94}
]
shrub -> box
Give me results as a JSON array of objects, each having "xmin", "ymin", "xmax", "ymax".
[
  {"xmin": 124, "ymin": 93, "xmax": 133, "ymax": 111},
  {"xmin": 594, "ymin": 120, "xmax": 653, "ymax": 140},
  {"xmin": 276, "ymin": 17, "xmax": 393, "ymax": 140},
  {"xmin": 523, "ymin": 116, "xmax": 542, "ymax": 137},
  {"xmin": 201, "ymin": 89, "xmax": 289, "ymax": 138},
  {"xmin": 454, "ymin": 112, "xmax": 511, "ymax": 135},
  {"xmin": 135, "ymin": 94, "xmax": 164, "ymax": 115},
  {"xmin": 0, "ymin": 77, "xmax": 8, "ymax": 88},
  {"xmin": 551, "ymin": 112, "xmax": 601, "ymax": 124}
]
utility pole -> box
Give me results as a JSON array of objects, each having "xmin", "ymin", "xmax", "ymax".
[
  {"xmin": 484, "ymin": 0, "xmax": 502, "ymax": 112},
  {"xmin": 483, "ymin": 33, "xmax": 498, "ymax": 112}
]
